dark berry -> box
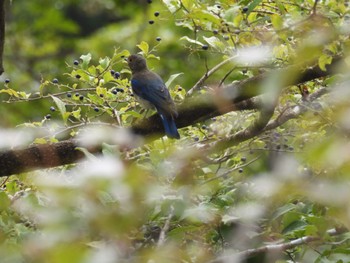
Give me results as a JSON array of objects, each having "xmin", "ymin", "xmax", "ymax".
[
  {"xmin": 67, "ymin": 92, "xmax": 72, "ymax": 98},
  {"xmin": 45, "ymin": 114, "xmax": 51, "ymax": 119},
  {"xmin": 154, "ymin": 11, "xmax": 160, "ymax": 17},
  {"xmin": 156, "ymin": 37, "xmax": 162, "ymax": 41},
  {"xmin": 50, "ymin": 106, "xmax": 56, "ymax": 112},
  {"xmin": 147, "ymin": 0, "xmax": 152, "ymax": 3},
  {"xmin": 73, "ymin": 60, "xmax": 79, "ymax": 66},
  {"xmin": 75, "ymin": 74, "xmax": 81, "ymax": 79},
  {"xmin": 288, "ymin": 146, "xmax": 294, "ymax": 151},
  {"xmin": 110, "ymin": 69, "xmax": 115, "ymax": 75},
  {"xmin": 177, "ymin": 87, "xmax": 183, "ymax": 91},
  {"xmin": 52, "ymin": 78, "xmax": 58, "ymax": 84},
  {"xmin": 116, "ymin": 88, "xmax": 124, "ymax": 93},
  {"xmin": 94, "ymin": 107, "xmax": 99, "ymax": 112},
  {"xmin": 201, "ymin": 125, "xmax": 207, "ymax": 130},
  {"xmin": 149, "ymin": 20, "xmax": 154, "ymax": 24},
  {"xmin": 114, "ymin": 72, "xmax": 121, "ymax": 79},
  {"xmin": 238, "ymin": 168, "xmax": 243, "ymax": 173},
  {"xmin": 4, "ymin": 79, "xmax": 10, "ymax": 84},
  {"xmin": 112, "ymin": 89, "xmax": 118, "ymax": 95},
  {"xmin": 223, "ymin": 35, "xmax": 230, "ymax": 41},
  {"xmin": 234, "ymin": 29, "xmax": 241, "ymax": 34},
  {"xmin": 242, "ymin": 6, "xmax": 249, "ymax": 13},
  {"xmin": 213, "ymin": 29, "xmax": 219, "ymax": 35},
  {"xmin": 75, "ymin": 92, "xmax": 79, "ymax": 97},
  {"xmin": 99, "ymin": 94, "xmax": 104, "ymax": 98},
  {"xmin": 216, "ymin": 5, "xmax": 221, "ymax": 9},
  {"xmin": 241, "ymin": 157, "xmax": 247, "ymax": 162},
  {"xmin": 194, "ymin": 137, "xmax": 199, "ymax": 142},
  {"xmin": 242, "ymin": 69, "xmax": 247, "ymax": 74},
  {"xmin": 202, "ymin": 45, "xmax": 209, "ymax": 50},
  {"xmin": 79, "ymin": 95, "xmax": 84, "ymax": 100}
]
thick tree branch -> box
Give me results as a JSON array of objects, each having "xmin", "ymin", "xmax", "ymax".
[
  {"xmin": 0, "ymin": 56, "xmax": 342, "ymax": 177},
  {"xmin": 0, "ymin": 141, "xmax": 102, "ymax": 177}
]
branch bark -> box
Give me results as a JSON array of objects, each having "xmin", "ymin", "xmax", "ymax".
[{"xmin": 0, "ymin": 56, "xmax": 342, "ymax": 177}]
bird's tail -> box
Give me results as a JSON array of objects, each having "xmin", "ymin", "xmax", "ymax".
[{"xmin": 159, "ymin": 112, "xmax": 180, "ymax": 139}]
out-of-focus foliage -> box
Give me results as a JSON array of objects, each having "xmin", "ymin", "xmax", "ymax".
[{"xmin": 1, "ymin": 0, "xmax": 350, "ymax": 262}]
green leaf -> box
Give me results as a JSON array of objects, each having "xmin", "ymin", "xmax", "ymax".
[
  {"xmin": 87, "ymin": 93, "xmax": 104, "ymax": 105},
  {"xmin": 165, "ymin": 73, "xmax": 183, "ymax": 88},
  {"xmin": 272, "ymin": 203, "xmax": 295, "ymax": 220},
  {"xmin": 99, "ymin": 56, "xmax": 110, "ymax": 70},
  {"xmin": 0, "ymin": 191, "xmax": 11, "ymax": 210},
  {"xmin": 162, "ymin": 0, "xmax": 180, "ymax": 13},
  {"xmin": 51, "ymin": 95, "xmax": 67, "ymax": 123},
  {"xmin": 318, "ymin": 54, "xmax": 332, "ymax": 71},
  {"xmin": 180, "ymin": 36, "xmax": 204, "ymax": 46},
  {"xmin": 271, "ymin": 14, "xmax": 283, "ymax": 30},
  {"xmin": 137, "ymin": 41, "xmax": 149, "ymax": 55},
  {"xmin": 203, "ymin": 36, "xmax": 225, "ymax": 51},
  {"xmin": 282, "ymin": 220, "xmax": 307, "ymax": 235},
  {"xmin": 189, "ymin": 10, "xmax": 221, "ymax": 25},
  {"xmin": 80, "ymin": 53, "xmax": 92, "ymax": 70},
  {"xmin": 0, "ymin": 88, "xmax": 19, "ymax": 97},
  {"xmin": 247, "ymin": 0, "xmax": 263, "ymax": 15},
  {"xmin": 274, "ymin": 0, "xmax": 286, "ymax": 15},
  {"xmin": 71, "ymin": 108, "xmax": 81, "ymax": 120}
]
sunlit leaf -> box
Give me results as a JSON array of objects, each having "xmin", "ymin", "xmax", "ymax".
[
  {"xmin": 137, "ymin": 41, "xmax": 149, "ymax": 55},
  {"xmin": 80, "ymin": 53, "xmax": 92, "ymax": 70},
  {"xmin": 165, "ymin": 73, "xmax": 183, "ymax": 88}
]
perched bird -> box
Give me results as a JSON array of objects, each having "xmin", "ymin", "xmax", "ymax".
[{"xmin": 127, "ymin": 54, "xmax": 180, "ymax": 139}]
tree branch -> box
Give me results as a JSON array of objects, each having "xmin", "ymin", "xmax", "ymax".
[{"xmin": 210, "ymin": 227, "xmax": 347, "ymax": 263}]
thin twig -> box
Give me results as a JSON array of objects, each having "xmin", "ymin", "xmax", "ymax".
[
  {"xmin": 187, "ymin": 56, "xmax": 236, "ymax": 96},
  {"xmin": 157, "ymin": 206, "xmax": 174, "ymax": 247},
  {"xmin": 202, "ymin": 155, "xmax": 261, "ymax": 184}
]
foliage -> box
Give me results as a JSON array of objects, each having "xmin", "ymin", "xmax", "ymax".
[{"xmin": 1, "ymin": 0, "xmax": 350, "ymax": 262}]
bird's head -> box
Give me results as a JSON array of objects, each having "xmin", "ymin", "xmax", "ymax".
[{"xmin": 127, "ymin": 54, "xmax": 148, "ymax": 73}]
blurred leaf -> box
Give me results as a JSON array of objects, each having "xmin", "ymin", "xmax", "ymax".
[
  {"xmin": 0, "ymin": 89, "xmax": 19, "ymax": 97},
  {"xmin": 165, "ymin": 73, "xmax": 183, "ymax": 88},
  {"xmin": 80, "ymin": 53, "xmax": 92, "ymax": 70},
  {"xmin": 0, "ymin": 191, "xmax": 10, "ymax": 210},
  {"xmin": 247, "ymin": 0, "xmax": 263, "ymax": 15},
  {"xmin": 99, "ymin": 56, "xmax": 110, "ymax": 70},
  {"xmin": 137, "ymin": 41, "xmax": 149, "ymax": 55},
  {"xmin": 319, "ymin": 54, "xmax": 333, "ymax": 71}
]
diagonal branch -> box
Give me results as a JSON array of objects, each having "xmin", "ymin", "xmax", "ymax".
[{"xmin": 210, "ymin": 227, "xmax": 347, "ymax": 263}]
